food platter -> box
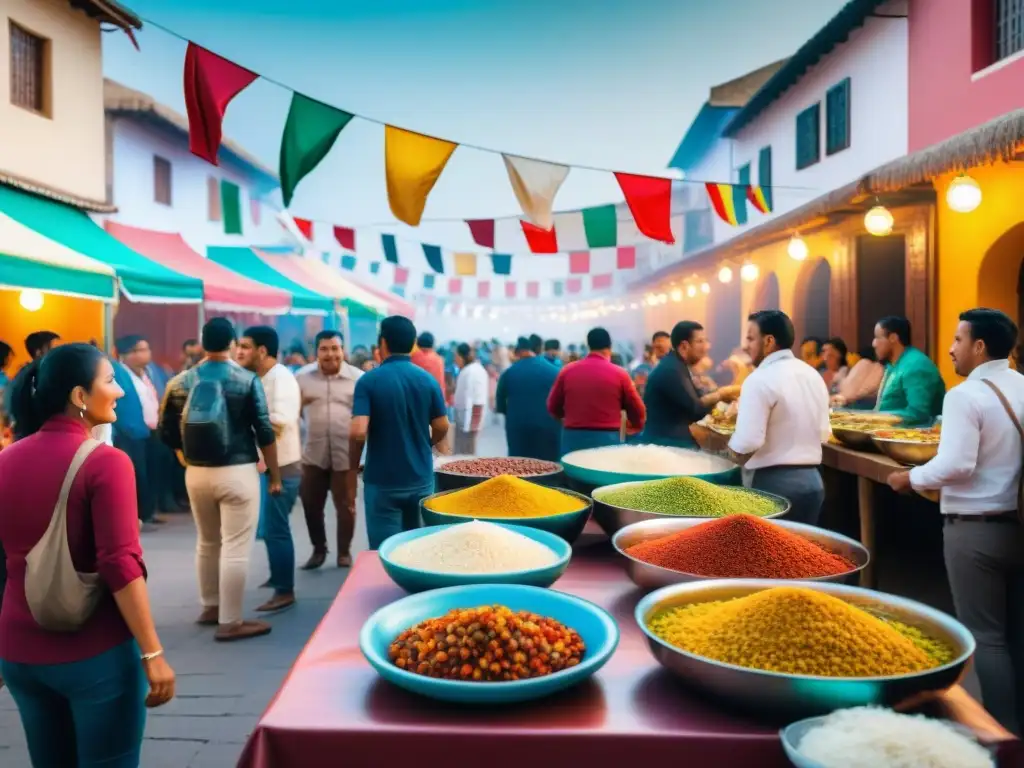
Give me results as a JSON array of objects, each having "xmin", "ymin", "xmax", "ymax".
[{"xmin": 872, "ymin": 428, "xmax": 941, "ymax": 466}]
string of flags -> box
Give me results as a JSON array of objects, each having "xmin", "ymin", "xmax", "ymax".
[{"xmin": 181, "ymin": 41, "xmax": 775, "ymax": 255}]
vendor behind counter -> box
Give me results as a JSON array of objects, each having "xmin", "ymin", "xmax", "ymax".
[{"xmin": 871, "ymin": 316, "xmax": 945, "ymax": 426}]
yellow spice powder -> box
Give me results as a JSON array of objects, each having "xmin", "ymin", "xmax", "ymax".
[
  {"xmin": 425, "ymin": 475, "xmax": 585, "ymax": 519},
  {"xmin": 647, "ymin": 587, "xmax": 937, "ymax": 678}
]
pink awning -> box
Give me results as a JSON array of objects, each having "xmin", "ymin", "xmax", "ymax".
[
  {"xmin": 105, "ymin": 222, "xmax": 292, "ymax": 313},
  {"xmin": 345, "ymin": 275, "xmax": 415, "ymax": 318}
]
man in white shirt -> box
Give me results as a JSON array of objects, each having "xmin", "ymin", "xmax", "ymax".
[
  {"xmin": 888, "ymin": 308, "xmax": 1024, "ymax": 733},
  {"xmin": 728, "ymin": 310, "xmax": 831, "ymax": 525},
  {"xmin": 238, "ymin": 326, "xmax": 302, "ymax": 613},
  {"xmin": 453, "ymin": 342, "xmax": 488, "ymax": 455}
]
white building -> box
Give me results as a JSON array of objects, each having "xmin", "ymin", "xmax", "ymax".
[{"xmin": 100, "ymin": 79, "xmax": 288, "ymax": 250}]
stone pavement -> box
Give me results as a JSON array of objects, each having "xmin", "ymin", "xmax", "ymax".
[{"xmin": 0, "ymin": 423, "xmax": 509, "ymax": 767}]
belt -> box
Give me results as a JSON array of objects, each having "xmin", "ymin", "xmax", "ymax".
[{"xmin": 944, "ymin": 512, "xmax": 1020, "ymax": 525}]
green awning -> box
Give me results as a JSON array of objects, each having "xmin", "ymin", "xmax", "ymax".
[
  {"xmin": 0, "ymin": 184, "xmax": 203, "ymax": 303},
  {"xmin": 207, "ymin": 246, "xmax": 333, "ymax": 315}
]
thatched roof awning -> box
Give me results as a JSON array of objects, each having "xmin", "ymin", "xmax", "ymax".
[{"xmin": 0, "ymin": 169, "xmax": 115, "ymax": 213}]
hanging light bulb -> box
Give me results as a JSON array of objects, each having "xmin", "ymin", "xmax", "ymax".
[
  {"xmin": 657, "ymin": 293, "xmax": 669, "ymax": 304},
  {"xmin": 700, "ymin": 282, "xmax": 711, "ymax": 295},
  {"xmin": 718, "ymin": 266, "xmax": 733, "ymax": 284},
  {"xmin": 19, "ymin": 289, "xmax": 43, "ymax": 311},
  {"xmin": 629, "ymin": 302, "xmax": 639, "ymax": 310},
  {"xmin": 670, "ymin": 288, "xmax": 683, "ymax": 302},
  {"xmin": 740, "ymin": 263, "xmax": 759, "ymax": 282},
  {"xmin": 787, "ymin": 234, "xmax": 809, "ymax": 261},
  {"xmin": 686, "ymin": 284, "xmax": 697, "ymax": 298},
  {"xmin": 864, "ymin": 205, "xmax": 894, "ymax": 236},
  {"xmin": 946, "ymin": 174, "xmax": 982, "ymax": 213}
]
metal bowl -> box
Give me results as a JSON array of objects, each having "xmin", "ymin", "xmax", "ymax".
[
  {"xmin": 635, "ymin": 579, "xmax": 975, "ymax": 719},
  {"xmin": 561, "ymin": 446, "xmax": 741, "ymax": 488},
  {"xmin": 871, "ymin": 436, "xmax": 939, "ymax": 466},
  {"xmin": 830, "ymin": 409, "xmax": 903, "ymax": 425},
  {"xmin": 591, "ymin": 479, "xmax": 789, "ymax": 537},
  {"xmin": 829, "ymin": 426, "xmax": 879, "ymax": 451},
  {"xmin": 433, "ymin": 456, "xmax": 565, "ymax": 492},
  {"xmin": 612, "ymin": 517, "xmax": 869, "ymax": 589}
]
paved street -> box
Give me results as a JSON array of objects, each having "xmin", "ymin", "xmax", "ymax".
[{"xmin": 0, "ymin": 423, "xmax": 508, "ymax": 767}]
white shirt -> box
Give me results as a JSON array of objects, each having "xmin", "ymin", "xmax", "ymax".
[
  {"xmin": 127, "ymin": 368, "xmax": 159, "ymax": 430},
  {"xmin": 92, "ymin": 423, "xmax": 113, "ymax": 446},
  {"xmin": 910, "ymin": 359, "xmax": 1024, "ymax": 514},
  {"xmin": 728, "ymin": 350, "xmax": 831, "ymax": 470},
  {"xmin": 261, "ymin": 363, "xmax": 302, "ymax": 467},
  {"xmin": 454, "ymin": 360, "xmax": 489, "ymax": 431}
]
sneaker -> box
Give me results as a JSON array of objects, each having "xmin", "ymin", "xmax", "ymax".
[{"xmin": 214, "ymin": 620, "xmax": 272, "ymax": 642}]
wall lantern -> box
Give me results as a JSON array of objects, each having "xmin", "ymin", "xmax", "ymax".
[
  {"xmin": 787, "ymin": 234, "xmax": 809, "ymax": 261},
  {"xmin": 19, "ymin": 289, "xmax": 43, "ymax": 312},
  {"xmin": 669, "ymin": 288, "xmax": 683, "ymax": 302},
  {"xmin": 718, "ymin": 266, "xmax": 733, "ymax": 284},
  {"xmin": 864, "ymin": 205, "xmax": 894, "ymax": 236},
  {"xmin": 686, "ymin": 284, "xmax": 697, "ymax": 298},
  {"xmin": 700, "ymin": 282, "xmax": 711, "ymax": 295},
  {"xmin": 740, "ymin": 262, "xmax": 760, "ymax": 282},
  {"xmin": 946, "ymin": 174, "xmax": 982, "ymax": 213}
]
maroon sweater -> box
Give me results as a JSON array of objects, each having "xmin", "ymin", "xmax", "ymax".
[
  {"xmin": 0, "ymin": 416, "xmax": 146, "ymax": 664},
  {"xmin": 547, "ymin": 353, "xmax": 646, "ymax": 431}
]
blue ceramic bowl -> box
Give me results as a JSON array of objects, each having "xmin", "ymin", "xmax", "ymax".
[
  {"xmin": 419, "ymin": 487, "xmax": 593, "ymax": 542},
  {"xmin": 378, "ymin": 522, "xmax": 572, "ymax": 593},
  {"xmin": 560, "ymin": 446, "xmax": 741, "ymax": 488},
  {"xmin": 359, "ymin": 583, "xmax": 619, "ymax": 704}
]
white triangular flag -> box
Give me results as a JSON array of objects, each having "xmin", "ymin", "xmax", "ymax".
[{"xmin": 502, "ymin": 154, "xmax": 570, "ymax": 231}]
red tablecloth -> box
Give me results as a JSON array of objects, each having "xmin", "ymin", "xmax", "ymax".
[{"xmin": 238, "ymin": 548, "xmax": 1019, "ymax": 768}]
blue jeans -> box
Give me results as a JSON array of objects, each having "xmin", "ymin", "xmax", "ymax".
[
  {"xmin": 0, "ymin": 640, "xmax": 147, "ymax": 768},
  {"xmin": 364, "ymin": 482, "xmax": 432, "ymax": 550},
  {"xmin": 262, "ymin": 473, "xmax": 301, "ymax": 595}
]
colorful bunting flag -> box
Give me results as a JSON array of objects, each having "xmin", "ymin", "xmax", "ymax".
[
  {"xmin": 615, "ymin": 172, "xmax": 675, "ymax": 244},
  {"xmin": 423, "ymin": 274, "xmax": 435, "ymax": 290},
  {"xmin": 220, "ymin": 180, "xmax": 242, "ymax": 235},
  {"xmin": 616, "ymin": 246, "xmax": 636, "ymax": 270},
  {"xmin": 279, "ymin": 93, "xmax": 354, "ymax": 207},
  {"xmin": 502, "ymin": 155, "xmax": 570, "ymax": 230},
  {"xmin": 706, "ymin": 182, "xmax": 742, "ymax": 226},
  {"xmin": 478, "ymin": 281, "xmax": 490, "ymax": 299},
  {"xmin": 490, "ymin": 253, "xmax": 512, "ymax": 276},
  {"xmin": 321, "ymin": 251, "xmax": 331, "ymax": 264},
  {"xmin": 448, "ymin": 278, "xmax": 462, "ymax": 294},
  {"xmin": 394, "ymin": 266, "xmax": 409, "ymax": 285},
  {"xmin": 341, "ymin": 254, "xmax": 357, "ymax": 271},
  {"xmin": 505, "ymin": 281, "xmax": 516, "ymax": 299},
  {"xmin": 582, "ymin": 204, "xmax": 617, "ymax": 248},
  {"xmin": 521, "ymin": 221, "xmax": 558, "ymax": 254},
  {"xmin": 454, "ymin": 252, "xmax": 477, "ymax": 276},
  {"xmin": 422, "ymin": 244, "xmax": 444, "ymax": 273},
  {"xmin": 747, "ymin": 185, "xmax": 772, "ymax": 214},
  {"xmin": 527, "ymin": 281, "xmax": 539, "ymax": 299},
  {"xmin": 466, "ymin": 219, "xmax": 495, "ymax": 249},
  {"xmin": 293, "ymin": 216, "xmax": 314, "ymax": 240},
  {"xmin": 731, "ymin": 183, "xmax": 749, "ymax": 226},
  {"xmin": 370, "ymin": 261, "xmax": 381, "ymax": 274},
  {"xmin": 592, "ymin": 273, "xmax": 612, "ymax": 290},
  {"xmin": 183, "ymin": 43, "xmax": 258, "ymax": 165},
  {"xmin": 569, "ymin": 251, "xmax": 590, "ymax": 275},
  {"xmin": 553, "ymin": 281, "xmax": 564, "ymax": 297},
  {"xmin": 385, "ymin": 126, "xmax": 458, "ymax": 226},
  {"xmin": 381, "ymin": 233, "xmax": 399, "ymax": 264},
  {"xmin": 333, "ymin": 226, "xmax": 356, "ymax": 251},
  {"xmin": 392, "ymin": 285, "xmax": 406, "ymax": 297},
  {"xmin": 567, "ymin": 278, "xmax": 582, "ymax": 294}
]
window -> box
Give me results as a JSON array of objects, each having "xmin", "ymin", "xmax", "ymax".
[
  {"xmin": 207, "ymin": 176, "xmax": 221, "ymax": 221},
  {"xmin": 826, "ymin": 78, "xmax": 851, "ymax": 155},
  {"xmin": 758, "ymin": 146, "xmax": 773, "ymax": 211},
  {"xmin": 153, "ymin": 156, "xmax": 172, "ymax": 206},
  {"xmin": 995, "ymin": 0, "xmax": 1024, "ymax": 62},
  {"xmin": 795, "ymin": 103, "xmax": 821, "ymax": 170},
  {"xmin": 9, "ymin": 22, "xmax": 49, "ymax": 115}
]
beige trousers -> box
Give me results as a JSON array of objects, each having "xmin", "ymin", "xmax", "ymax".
[{"xmin": 185, "ymin": 463, "xmax": 260, "ymax": 625}]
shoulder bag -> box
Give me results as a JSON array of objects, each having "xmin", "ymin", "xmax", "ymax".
[
  {"xmin": 981, "ymin": 379, "xmax": 1024, "ymax": 522},
  {"xmin": 24, "ymin": 438, "xmax": 106, "ymax": 631}
]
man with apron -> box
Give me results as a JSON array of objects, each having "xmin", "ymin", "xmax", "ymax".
[{"xmin": 728, "ymin": 311, "xmax": 831, "ymax": 525}]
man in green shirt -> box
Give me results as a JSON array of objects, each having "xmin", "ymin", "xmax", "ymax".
[{"xmin": 872, "ymin": 315, "xmax": 945, "ymax": 425}]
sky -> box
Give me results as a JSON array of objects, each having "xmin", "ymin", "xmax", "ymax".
[{"xmin": 107, "ymin": 0, "xmax": 848, "ymax": 247}]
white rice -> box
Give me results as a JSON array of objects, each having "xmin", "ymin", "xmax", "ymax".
[
  {"xmin": 795, "ymin": 707, "xmax": 994, "ymax": 768},
  {"xmin": 388, "ymin": 520, "xmax": 559, "ymax": 573},
  {"xmin": 569, "ymin": 445, "xmax": 732, "ymax": 475}
]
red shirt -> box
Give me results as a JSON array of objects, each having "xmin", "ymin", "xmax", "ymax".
[
  {"xmin": 411, "ymin": 348, "xmax": 446, "ymax": 399},
  {"xmin": 547, "ymin": 353, "xmax": 646, "ymax": 431},
  {"xmin": 0, "ymin": 416, "xmax": 146, "ymax": 664}
]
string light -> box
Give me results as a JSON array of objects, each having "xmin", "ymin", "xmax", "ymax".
[
  {"xmin": 946, "ymin": 174, "xmax": 982, "ymax": 213},
  {"xmin": 19, "ymin": 289, "xmax": 43, "ymax": 311},
  {"xmin": 718, "ymin": 266, "xmax": 733, "ymax": 283},
  {"xmin": 787, "ymin": 234, "xmax": 809, "ymax": 261},
  {"xmin": 700, "ymin": 282, "xmax": 710, "ymax": 295},
  {"xmin": 670, "ymin": 288, "xmax": 683, "ymax": 302},
  {"xmin": 740, "ymin": 263, "xmax": 759, "ymax": 282},
  {"xmin": 686, "ymin": 284, "xmax": 697, "ymax": 298},
  {"xmin": 864, "ymin": 205, "xmax": 894, "ymax": 236}
]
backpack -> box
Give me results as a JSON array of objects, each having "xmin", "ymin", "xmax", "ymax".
[{"xmin": 182, "ymin": 372, "xmax": 231, "ymax": 464}]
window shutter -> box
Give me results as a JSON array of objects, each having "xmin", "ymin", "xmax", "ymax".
[
  {"xmin": 826, "ymin": 78, "xmax": 851, "ymax": 155},
  {"xmin": 795, "ymin": 103, "xmax": 821, "ymax": 170},
  {"xmin": 758, "ymin": 146, "xmax": 773, "ymax": 211}
]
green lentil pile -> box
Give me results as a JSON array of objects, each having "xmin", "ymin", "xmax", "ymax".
[{"xmin": 597, "ymin": 476, "xmax": 781, "ymax": 518}]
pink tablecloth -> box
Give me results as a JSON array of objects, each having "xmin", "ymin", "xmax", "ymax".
[{"xmin": 238, "ymin": 548, "xmax": 1018, "ymax": 768}]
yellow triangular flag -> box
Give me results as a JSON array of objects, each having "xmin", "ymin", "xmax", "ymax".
[
  {"xmin": 453, "ymin": 252, "xmax": 477, "ymax": 276},
  {"xmin": 385, "ymin": 126, "xmax": 458, "ymax": 226}
]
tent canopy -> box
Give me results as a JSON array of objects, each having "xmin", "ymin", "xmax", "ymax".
[
  {"xmin": 105, "ymin": 222, "xmax": 292, "ymax": 314},
  {"xmin": 207, "ymin": 246, "xmax": 333, "ymax": 315},
  {"xmin": 348, "ymin": 276, "xmax": 415, "ymax": 318},
  {"xmin": 0, "ymin": 184, "xmax": 202, "ymax": 303},
  {"xmin": 0, "ymin": 211, "xmax": 117, "ymax": 301},
  {"xmin": 254, "ymin": 250, "xmax": 383, "ymax": 319}
]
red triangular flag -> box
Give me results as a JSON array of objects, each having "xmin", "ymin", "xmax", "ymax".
[
  {"xmin": 466, "ymin": 219, "xmax": 495, "ymax": 249},
  {"xmin": 334, "ymin": 226, "xmax": 356, "ymax": 251},
  {"xmin": 183, "ymin": 43, "xmax": 258, "ymax": 165},
  {"xmin": 521, "ymin": 220, "xmax": 558, "ymax": 253},
  {"xmin": 614, "ymin": 172, "xmax": 675, "ymax": 244},
  {"xmin": 616, "ymin": 246, "xmax": 636, "ymax": 270},
  {"xmin": 293, "ymin": 217, "xmax": 314, "ymax": 240}
]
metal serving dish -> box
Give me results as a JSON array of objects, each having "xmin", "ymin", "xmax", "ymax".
[
  {"xmin": 612, "ymin": 517, "xmax": 869, "ymax": 589},
  {"xmin": 829, "ymin": 426, "xmax": 879, "ymax": 451},
  {"xmin": 591, "ymin": 479, "xmax": 789, "ymax": 537},
  {"xmin": 433, "ymin": 456, "xmax": 565, "ymax": 492},
  {"xmin": 829, "ymin": 409, "xmax": 903, "ymax": 426},
  {"xmin": 635, "ymin": 579, "xmax": 975, "ymax": 719},
  {"xmin": 560, "ymin": 446, "xmax": 741, "ymax": 489},
  {"xmin": 871, "ymin": 436, "xmax": 939, "ymax": 466}
]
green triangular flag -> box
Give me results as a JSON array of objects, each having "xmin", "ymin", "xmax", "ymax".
[
  {"xmin": 279, "ymin": 93, "xmax": 355, "ymax": 207},
  {"xmin": 582, "ymin": 204, "xmax": 617, "ymax": 248}
]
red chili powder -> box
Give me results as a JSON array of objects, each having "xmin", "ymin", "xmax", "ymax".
[{"xmin": 625, "ymin": 514, "xmax": 855, "ymax": 579}]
